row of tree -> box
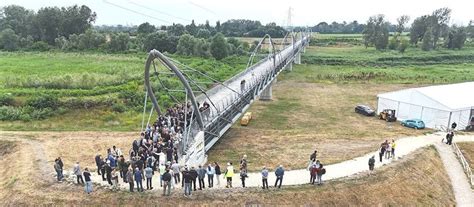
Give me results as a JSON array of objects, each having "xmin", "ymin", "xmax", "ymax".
[{"xmin": 363, "ymin": 8, "xmax": 473, "ymax": 51}]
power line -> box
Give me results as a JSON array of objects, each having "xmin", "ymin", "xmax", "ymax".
[
  {"xmin": 103, "ymin": 0, "xmax": 170, "ymax": 24},
  {"xmin": 188, "ymin": 1, "xmax": 217, "ymax": 15},
  {"xmin": 128, "ymin": 1, "xmax": 191, "ymax": 23}
]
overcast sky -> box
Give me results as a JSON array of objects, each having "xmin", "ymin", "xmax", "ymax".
[{"xmin": 2, "ymin": 0, "xmax": 473, "ymax": 26}]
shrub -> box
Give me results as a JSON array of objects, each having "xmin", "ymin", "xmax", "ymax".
[
  {"xmin": 26, "ymin": 94, "xmax": 60, "ymax": 109},
  {"xmin": 30, "ymin": 41, "xmax": 50, "ymax": 51},
  {"xmin": 112, "ymin": 103, "xmax": 126, "ymax": 113},
  {"xmin": 0, "ymin": 106, "xmax": 21, "ymax": 121},
  {"xmin": 0, "ymin": 94, "xmax": 15, "ymax": 106}
]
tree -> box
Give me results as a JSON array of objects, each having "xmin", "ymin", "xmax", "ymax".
[
  {"xmin": 210, "ymin": 33, "xmax": 228, "ymax": 60},
  {"xmin": 396, "ymin": 15, "xmax": 410, "ymax": 35},
  {"xmin": 35, "ymin": 7, "xmax": 63, "ymax": 44},
  {"xmin": 398, "ymin": 38, "xmax": 408, "ymax": 53},
  {"xmin": 167, "ymin": 23, "xmax": 185, "ymax": 36},
  {"xmin": 363, "ymin": 15, "xmax": 389, "ymax": 50},
  {"xmin": 196, "ymin": 29, "xmax": 211, "ymax": 39},
  {"xmin": 445, "ymin": 26, "xmax": 467, "ymax": 49},
  {"xmin": 422, "ymin": 28, "xmax": 433, "ymax": 51},
  {"xmin": 193, "ymin": 38, "xmax": 210, "ymax": 57},
  {"xmin": 0, "ymin": 5, "xmax": 34, "ymax": 38},
  {"xmin": 410, "ymin": 16, "xmax": 429, "ymax": 45},
  {"xmin": 107, "ymin": 33, "xmax": 129, "ymax": 52},
  {"xmin": 430, "ymin": 8, "xmax": 451, "ymax": 49},
  {"xmin": 143, "ymin": 31, "xmax": 177, "ymax": 53},
  {"xmin": 185, "ymin": 20, "xmax": 198, "ymax": 36},
  {"xmin": 0, "ymin": 28, "xmax": 19, "ymax": 51},
  {"xmin": 215, "ymin": 21, "xmax": 221, "ymax": 32},
  {"xmin": 177, "ymin": 34, "xmax": 197, "ymax": 55},
  {"xmin": 59, "ymin": 5, "xmax": 96, "ymax": 37},
  {"xmin": 137, "ymin": 22, "xmax": 156, "ymax": 34}
]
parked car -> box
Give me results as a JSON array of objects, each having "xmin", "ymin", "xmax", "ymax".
[
  {"xmin": 401, "ymin": 119, "xmax": 425, "ymax": 129},
  {"xmin": 354, "ymin": 105, "xmax": 375, "ymax": 116}
]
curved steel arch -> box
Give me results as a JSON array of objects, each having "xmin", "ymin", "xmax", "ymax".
[
  {"xmin": 246, "ymin": 34, "xmax": 277, "ymax": 69},
  {"xmin": 144, "ymin": 49, "xmax": 204, "ymax": 130}
]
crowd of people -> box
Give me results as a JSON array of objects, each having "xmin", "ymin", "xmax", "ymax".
[{"xmin": 378, "ymin": 139, "xmax": 396, "ymax": 162}]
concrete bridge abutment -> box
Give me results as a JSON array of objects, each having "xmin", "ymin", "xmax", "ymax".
[{"xmin": 259, "ymin": 79, "xmax": 277, "ymax": 101}]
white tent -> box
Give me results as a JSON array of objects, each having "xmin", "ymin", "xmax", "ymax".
[{"xmin": 377, "ymin": 82, "xmax": 474, "ymax": 130}]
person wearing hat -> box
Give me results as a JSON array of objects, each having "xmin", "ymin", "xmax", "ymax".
[{"xmin": 224, "ymin": 162, "xmax": 234, "ymax": 188}]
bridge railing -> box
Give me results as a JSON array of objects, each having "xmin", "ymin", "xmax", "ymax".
[{"xmin": 452, "ymin": 142, "xmax": 474, "ymax": 188}]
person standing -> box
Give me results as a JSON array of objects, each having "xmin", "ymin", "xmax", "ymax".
[
  {"xmin": 214, "ymin": 162, "xmax": 221, "ymax": 186},
  {"xmin": 240, "ymin": 169, "xmax": 247, "ymax": 188},
  {"xmin": 240, "ymin": 155, "xmax": 248, "ymax": 174},
  {"xmin": 309, "ymin": 162, "xmax": 317, "ymax": 184},
  {"xmin": 391, "ymin": 140, "xmax": 396, "ymax": 158},
  {"xmin": 159, "ymin": 163, "xmax": 166, "ymax": 187},
  {"xmin": 162, "ymin": 169, "xmax": 172, "ymax": 196},
  {"xmin": 100, "ymin": 159, "xmax": 106, "ymax": 181},
  {"xmin": 197, "ymin": 165, "xmax": 206, "ymax": 190},
  {"xmin": 224, "ymin": 162, "xmax": 234, "ymax": 188},
  {"xmin": 274, "ymin": 165, "xmax": 284, "ymax": 188},
  {"xmin": 310, "ymin": 150, "xmax": 318, "ymax": 162},
  {"xmin": 83, "ymin": 168, "xmax": 93, "ymax": 194},
  {"xmin": 134, "ymin": 167, "xmax": 144, "ymax": 192},
  {"xmin": 385, "ymin": 141, "xmax": 392, "ymax": 159},
  {"xmin": 126, "ymin": 167, "xmax": 135, "ymax": 192},
  {"xmin": 316, "ymin": 164, "xmax": 325, "ymax": 185},
  {"xmin": 145, "ymin": 165, "xmax": 153, "ymax": 190},
  {"xmin": 111, "ymin": 169, "xmax": 119, "ymax": 191},
  {"xmin": 95, "ymin": 154, "xmax": 102, "ymax": 175},
  {"xmin": 368, "ymin": 155, "xmax": 375, "ymax": 175},
  {"xmin": 261, "ymin": 166, "xmax": 269, "ymax": 189},
  {"xmin": 183, "ymin": 168, "xmax": 192, "ymax": 197},
  {"xmin": 447, "ymin": 131, "xmax": 454, "ymax": 145},
  {"xmin": 73, "ymin": 161, "xmax": 84, "ymax": 185},
  {"xmin": 189, "ymin": 167, "xmax": 198, "ymax": 191},
  {"xmin": 54, "ymin": 160, "xmax": 62, "ymax": 182},
  {"xmin": 171, "ymin": 160, "xmax": 181, "ymax": 184},
  {"xmin": 105, "ymin": 161, "xmax": 113, "ymax": 185},
  {"xmin": 207, "ymin": 164, "xmax": 215, "ymax": 188}
]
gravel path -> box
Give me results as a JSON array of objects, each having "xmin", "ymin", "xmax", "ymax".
[{"xmin": 435, "ymin": 141, "xmax": 474, "ymax": 207}]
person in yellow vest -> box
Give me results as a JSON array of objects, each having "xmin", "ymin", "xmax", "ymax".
[
  {"xmin": 391, "ymin": 139, "xmax": 396, "ymax": 158},
  {"xmin": 224, "ymin": 162, "xmax": 234, "ymax": 188}
]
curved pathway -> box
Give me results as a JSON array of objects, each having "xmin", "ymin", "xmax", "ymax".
[{"xmin": 85, "ymin": 133, "xmax": 474, "ymax": 203}]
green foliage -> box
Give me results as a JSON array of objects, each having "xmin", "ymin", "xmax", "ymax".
[
  {"xmin": 0, "ymin": 29, "xmax": 19, "ymax": 51},
  {"xmin": 0, "ymin": 94, "xmax": 15, "ymax": 106},
  {"xmin": 363, "ymin": 15, "xmax": 389, "ymax": 50},
  {"xmin": 143, "ymin": 32, "xmax": 178, "ymax": 53},
  {"xmin": 196, "ymin": 29, "xmax": 211, "ymax": 39},
  {"xmin": 26, "ymin": 94, "xmax": 60, "ymax": 109},
  {"xmin": 107, "ymin": 33, "xmax": 129, "ymax": 52},
  {"xmin": 388, "ymin": 37, "xmax": 398, "ymax": 50},
  {"xmin": 177, "ymin": 34, "xmax": 197, "ymax": 55},
  {"xmin": 30, "ymin": 41, "xmax": 50, "ymax": 51},
  {"xmin": 422, "ymin": 29, "xmax": 434, "ymax": 51},
  {"xmin": 210, "ymin": 33, "xmax": 228, "ymax": 60},
  {"xmin": 398, "ymin": 38, "xmax": 409, "ymax": 53},
  {"xmin": 112, "ymin": 103, "xmax": 126, "ymax": 113},
  {"xmin": 445, "ymin": 26, "xmax": 467, "ymax": 49},
  {"xmin": 137, "ymin": 22, "xmax": 156, "ymax": 34}
]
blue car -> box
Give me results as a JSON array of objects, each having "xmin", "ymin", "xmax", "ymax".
[{"xmin": 401, "ymin": 119, "xmax": 425, "ymax": 129}]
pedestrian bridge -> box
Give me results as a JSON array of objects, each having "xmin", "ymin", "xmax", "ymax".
[{"xmin": 144, "ymin": 32, "xmax": 310, "ymax": 166}]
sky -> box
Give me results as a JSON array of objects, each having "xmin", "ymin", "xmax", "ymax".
[{"xmin": 2, "ymin": 0, "xmax": 473, "ymax": 26}]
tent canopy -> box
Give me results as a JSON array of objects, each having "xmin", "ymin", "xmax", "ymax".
[{"xmin": 377, "ymin": 82, "xmax": 474, "ymax": 111}]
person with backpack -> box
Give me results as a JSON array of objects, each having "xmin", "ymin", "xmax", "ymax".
[
  {"xmin": 261, "ymin": 166, "xmax": 269, "ymax": 189},
  {"xmin": 316, "ymin": 164, "xmax": 325, "ymax": 185},
  {"xmin": 274, "ymin": 165, "xmax": 284, "ymax": 188},
  {"xmin": 368, "ymin": 155, "xmax": 375, "ymax": 175}
]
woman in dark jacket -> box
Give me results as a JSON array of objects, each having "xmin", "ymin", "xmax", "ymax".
[{"xmin": 214, "ymin": 162, "xmax": 221, "ymax": 186}]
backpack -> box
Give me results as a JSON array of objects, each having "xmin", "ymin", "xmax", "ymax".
[{"xmin": 321, "ymin": 168, "xmax": 326, "ymax": 175}]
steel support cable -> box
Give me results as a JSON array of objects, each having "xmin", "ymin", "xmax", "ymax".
[
  {"xmin": 141, "ymin": 91, "xmax": 148, "ymax": 131},
  {"xmin": 152, "ymin": 59, "xmax": 183, "ymax": 104},
  {"xmin": 180, "ymin": 70, "xmax": 220, "ymax": 115}
]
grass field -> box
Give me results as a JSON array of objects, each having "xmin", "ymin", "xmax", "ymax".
[
  {"xmin": 0, "ymin": 137, "xmax": 455, "ymax": 206},
  {"xmin": 458, "ymin": 142, "xmax": 474, "ymax": 175},
  {"xmin": 207, "ymin": 44, "xmax": 473, "ymax": 171}
]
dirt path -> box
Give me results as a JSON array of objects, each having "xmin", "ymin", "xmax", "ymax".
[{"xmin": 435, "ymin": 142, "xmax": 474, "ymax": 207}]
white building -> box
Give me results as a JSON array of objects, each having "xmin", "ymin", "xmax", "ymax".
[{"xmin": 376, "ymin": 82, "xmax": 474, "ymax": 130}]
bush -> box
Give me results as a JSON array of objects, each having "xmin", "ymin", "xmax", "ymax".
[
  {"xmin": 0, "ymin": 106, "xmax": 21, "ymax": 121},
  {"xmin": 30, "ymin": 41, "xmax": 50, "ymax": 51},
  {"xmin": 0, "ymin": 94, "xmax": 15, "ymax": 106},
  {"xmin": 112, "ymin": 103, "xmax": 126, "ymax": 113},
  {"xmin": 26, "ymin": 94, "xmax": 60, "ymax": 109},
  {"xmin": 398, "ymin": 38, "xmax": 409, "ymax": 53}
]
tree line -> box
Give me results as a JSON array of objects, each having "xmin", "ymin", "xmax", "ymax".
[{"xmin": 362, "ymin": 8, "xmax": 473, "ymax": 52}]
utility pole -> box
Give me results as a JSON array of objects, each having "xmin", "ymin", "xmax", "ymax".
[{"xmin": 287, "ymin": 7, "xmax": 294, "ymax": 31}]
